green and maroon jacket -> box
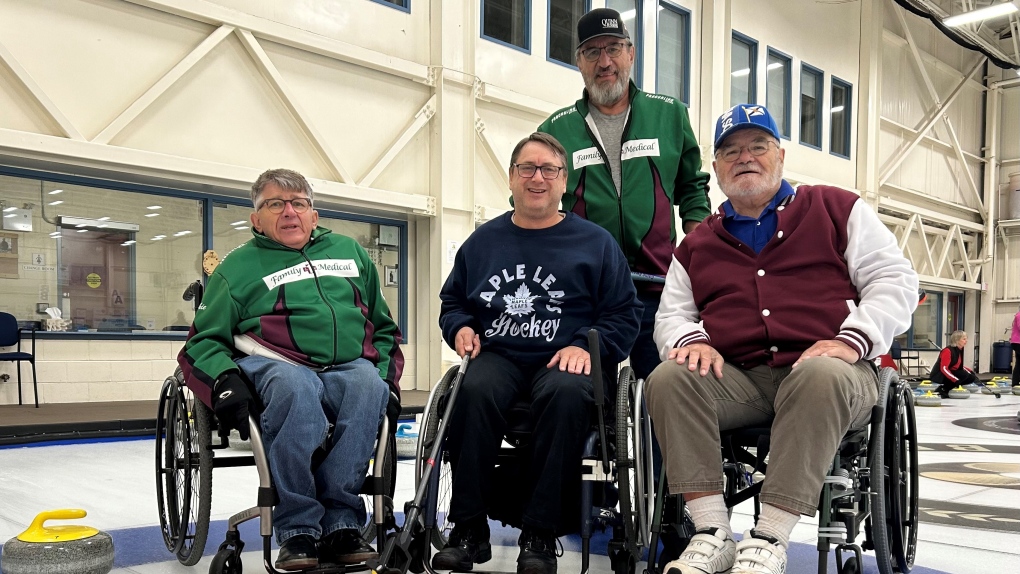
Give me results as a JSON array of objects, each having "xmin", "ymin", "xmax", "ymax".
[{"xmin": 178, "ymin": 227, "xmax": 403, "ymax": 408}]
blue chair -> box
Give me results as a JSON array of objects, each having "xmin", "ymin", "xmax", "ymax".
[{"xmin": 0, "ymin": 312, "xmax": 38, "ymax": 407}]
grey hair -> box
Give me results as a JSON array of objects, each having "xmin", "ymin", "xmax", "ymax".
[
  {"xmin": 948, "ymin": 330, "xmax": 967, "ymax": 346},
  {"xmin": 250, "ymin": 168, "xmax": 314, "ymax": 208}
]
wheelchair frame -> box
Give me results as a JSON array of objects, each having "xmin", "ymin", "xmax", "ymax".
[
  {"xmin": 155, "ymin": 280, "xmax": 399, "ymax": 574},
  {"xmin": 375, "ymin": 330, "xmax": 653, "ymax": 574},
  {"xmin": 644, "ymin": 367, "xmax": 919, "ymax": 574}
]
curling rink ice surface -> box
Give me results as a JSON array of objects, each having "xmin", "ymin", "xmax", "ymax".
[{"xmin": 1, "ymin": 389, "xmax": 1018, "ymax": 574}]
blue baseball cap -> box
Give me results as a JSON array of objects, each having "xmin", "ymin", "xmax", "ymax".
[{"xmin": 714, "ymin": 104, "xmax": 781, "ymax": 148}]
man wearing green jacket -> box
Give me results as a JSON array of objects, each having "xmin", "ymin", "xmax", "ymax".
[
  {"xmin": 178, "ymin": 168, "xmax": 403, "ymax": 571},
  {"xmin": 538, "ymin": 7, "xmax": 710, "ymax": 381}
]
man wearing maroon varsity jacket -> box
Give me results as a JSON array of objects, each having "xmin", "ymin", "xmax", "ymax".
[{"xmin": 645, "ymin": 105, "xmax": 918, "ymax": 574}]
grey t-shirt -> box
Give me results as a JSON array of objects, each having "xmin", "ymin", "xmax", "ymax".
[{"xmin": 588, "ymin": 105, "xmax": 630, "ymax": 196}]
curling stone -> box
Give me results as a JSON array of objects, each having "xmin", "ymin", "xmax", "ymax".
[
  {"xmin": 982, "ymin": 382, "xmax": 1002, "ymax": 398},
  {"xmin": 228, "ymin": 429, "xmax": 252, "ymax": 451},
  {"xmin": 1, "ymin": 510, "xmax": 113, "ymax": 574},
  {"xmin": 948, "ymin": 386, "xmax": 971, "ymax": 399},
  {"xmin": 915, "ymin": 390, "xmax": 942, "ymax": 407},
  {"xmin": 964, "ymin": 382, "xmax": 981, "ymax": 393},
  {"xmin": 906, "ymin": 378, "xmax": 921, "ymax": 389},
  {"xmin": 917, "ymin": 380, "xmax": 935, "ymax": 390},
  {"xmin": 395, "ymin": 423, "xmax": 418, "ymax": 458},
  {"xmin": 1012, "ymin": 385, "xmax": 1020, "ymax": 396}
]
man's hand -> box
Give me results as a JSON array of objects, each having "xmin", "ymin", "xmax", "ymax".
[
  {"xmin": 682, "ymin": 220, "xmax": 700, "ymax": 234},
  {"xmin": 455, "ymin": 326, "xmax": 480, "ymax": 359},
  {"xmin": 547, "ymin": 345, "xmax": 591, "ymax": 375},
  {"xmin": 212, "ymin": 373, "xmax": 255, "ymax": 440},
  {"xmin": 668, "ymin": 342, "xmax": 724, "ymax": 378},
  {"xmin": 792, "ymin": 340, "xmax": 860, "ymax": 369}
]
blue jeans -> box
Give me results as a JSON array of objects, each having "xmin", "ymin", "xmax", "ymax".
[{"xmin": 237, "ymin": 355, "xmax": 389, "ymax": 544}]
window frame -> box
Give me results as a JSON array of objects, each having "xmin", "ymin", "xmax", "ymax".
[
  {"xmin": 897, "ymin": 290, "xmax": 943, "ymax": 351},
  {"xmin": 799, "ymin": 62, "xmax": 824, "ymax": 150},
  {"xmin": 368, "ymin": 0, "xmax": 410, "ymax": 13},
  {"xmin": 730, "ymin": 30, "xmax": 758, "ymax": 106},
  {"xmin": 829, "ymin": 75, "xmax": 852, "ymax": 159},
  {"xmin": 655, "ymin": 0, "xmax": 691, "ymax": 104},
  {"xmin": 481, "ymin": 0, "xmax": 532, "ymax": 54},
  {"xmin": 0, "ymin": 165, "xmax": 410, "ymax": 340},
  {"xmin": 606, "ymin": 0, "xmax": 642, "ymax": 89},
  {"xmin": 765, "ymin": 47, "xmax": 792, "ymax": 140},
  {"xmin": 546, "ymin": 0, "xmax": 590, "ymax": 69}
]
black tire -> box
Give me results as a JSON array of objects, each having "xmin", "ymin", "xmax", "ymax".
[
  {"xmin": 361, "ymin": 430, "xmax": 397, "ymax": 542},
  {"xmin": 841, "ymin": 556, "xmax": 861, "ymax": 574},
  {"xmin": 155, "ymin": 369, "xmax": 213, "ymax": 565},
  {"xmin": 415, "ymin": 367, "xmax": 459, "ymax": 550},
  {"xmin": 616, "ymin": 366, "xmax": 647, "ymax": 555},
  {"xmin": 209, "ymin": 547, "xmax": 243, "ymax": 574},
  {"xmin": 870, "ymin": 369, "xmax": 918, "ymax": 574}
]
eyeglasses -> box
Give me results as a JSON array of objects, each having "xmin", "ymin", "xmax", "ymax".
[
  {"xmin": 258, "ymin": 198, "xmax": 312, "ymax": 214},
  {"xmin": 579, "ymin": 42, "xmax": 631, "ymax": 62},
  {"xmin": 714, "ymin": 140, "xmax": 778, "ymax": 162},
  {"xmin": 513, "ymin": 163, "xmax": 565, "ymax": 179}
]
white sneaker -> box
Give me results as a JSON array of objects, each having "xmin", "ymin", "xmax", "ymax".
[
  {"xmin": 663, "ymin": 528, "xmax": 736, "ymax": 574},
  {"xmin": 730, "ymin": 530, "xmax": 787, "ymax": 574}
]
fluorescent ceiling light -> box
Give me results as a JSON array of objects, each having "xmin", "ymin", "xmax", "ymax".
[
  {"xmin": 2, "ymin": 207, "xmax": 16, "ymax": 212},
  {"xmin": 234, "ymin": 226, "xmax": 248, "ymax": 231},
  {"xmin": 944, "ymin": 2, "xmax": 1018, "ymax": 27},
  {"xmin": 145, "ymin": 213, "xmax": 159, "ymax": 217},
  {"xmin": 831, "ymin": 105, "xmax": 845, "ymax": 113},
  {"xmin": 48, "ymin": 200, "xmax": 63, "ymax": 206},
  {"xmin": 77, "ymin": 229, "xmax": 87, "ymax": 233},
  {"xmin": 3, "ymin": 214, "xmax": 15, "ymax": 218},
  {"xmin": 122, "ymin": 240, "xmax": 136, "ymax": 246},
  {"xmin": 48, "ymin": 189, "xmax": 63, "ymax": 195},
  {"xmin": 147, "ymin": 205, "xmax": 162, "ymax": 210},
  {"xmin": 59, "ymin": 215, "xmax": 139, "ymax": 232},
  {"xmin": 230, "ymin": 220, "xmax": 246, "ymax": 226},
  {"xmin": 98, "ymin": 216, "xmax": 110, "ymax": 221},
  {"xmin": 732, "ymin": 68, "xmax": 751, "ymax": 77},
  {"xmin": 174, "ymin": 230, "xmax": 193, "ymax": 236},
  {"xmin": 49, "ymin": 232, "xmax": 61, "ymax": 237},
  {"xmin": 152, "ymin": 236, "xmax": 165, "ymax": 241}
]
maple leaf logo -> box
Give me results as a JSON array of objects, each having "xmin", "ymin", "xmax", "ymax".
[{"xmin": 503, "ymin": 284, "xmax": 538, "ymax": 317}]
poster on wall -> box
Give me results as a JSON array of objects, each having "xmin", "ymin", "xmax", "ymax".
[{"xmin": 0, "ymin": 231, "xmax": 18, "ymax": 279}]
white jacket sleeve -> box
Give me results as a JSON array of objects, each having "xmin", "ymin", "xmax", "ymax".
[
  {"xmin": 653, "ymin": 255, "xmax": 711, "ymax": 360},
  {"xmin": 837, "ymin": 200, "xmax": 919, "ymax": 360}
]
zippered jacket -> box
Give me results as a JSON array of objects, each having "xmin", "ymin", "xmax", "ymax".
[
  {"xmin": 178, "ymin": 227, "xmax": 403, "ymax": 408},
  {"xmin": 538, "ymin": 81, "xmax": 711, "ymax": 291}
]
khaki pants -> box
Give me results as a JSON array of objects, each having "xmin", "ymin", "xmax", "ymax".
[{"xmin": 645, "ymin": 356, "xmax": 878, "ymax": 516}]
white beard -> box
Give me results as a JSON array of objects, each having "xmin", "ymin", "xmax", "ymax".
[{"xmin": 585, "ymin": 69, "xmax": 630, "ymax": 108}]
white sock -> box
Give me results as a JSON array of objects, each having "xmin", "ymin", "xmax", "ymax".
[
  {"xmin": 753, "ymin": 503, "xmax": 800, "ymax": 548},
  {"xmin": 685, "ymin": 494, "xmax": 732, "ymax": 539}
]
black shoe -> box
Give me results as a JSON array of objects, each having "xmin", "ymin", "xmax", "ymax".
[
  {"xmin": 319, "ymin": 529, "xmax": 378, "ymax": 565},
  {"xmin": 937, "ymin": 386, "xmax": 951, "ymax": 399},
  {"xmin": 517, "ymin": 529, "xmax": 558, "ymax": 574},
  {"xmin": 276, "ymin": 534, "xmax": 319, "ymax": 571},
  {"xmin": 432, "ymin": 520, "xmax": 492, "ymax": 571}
]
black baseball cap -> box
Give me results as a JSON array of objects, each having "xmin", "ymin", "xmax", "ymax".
[{"xmin": 576, "ymin": 8, "xmax": 630, "ymax": 49}]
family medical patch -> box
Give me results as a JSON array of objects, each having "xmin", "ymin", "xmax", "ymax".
[{"xmin": 262, "ymin": 259, "xmax": 358, "ymax": 289}]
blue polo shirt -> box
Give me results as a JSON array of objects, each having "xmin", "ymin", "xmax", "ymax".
[{"xmin": 721, "ymin": 180, "xmax": 796, "ymax": 254}]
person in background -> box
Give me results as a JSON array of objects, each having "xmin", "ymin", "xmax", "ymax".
[
  {"xmin": 930, "ymin": 330, "xmax": 979, "ymax": 398},
  {"xmin": 1011, "ymin": 305, "xmax": 1020, "ymax": 387}
]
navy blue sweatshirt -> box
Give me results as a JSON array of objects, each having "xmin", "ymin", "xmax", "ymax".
[{"xmin": 439, "ymin": 212, "xmax": 641, "ymax": 369}]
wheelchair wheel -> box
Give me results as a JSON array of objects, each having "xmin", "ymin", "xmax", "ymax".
[
  {"xmin": 415, "ymin": 366, "xmax": 458, "ymax": 549},
  {"xmin": 869, "ymin": 370, "xmax": 919, "ymax": 574},
  {"xmin": 361, "ymin": 429, "xmax": 397, "ymax": 542},
  {"xmin": 210, "ymin": 546, "xmax": 243, "ymax": 574},
  {"xmin": 155, "ymin": 368, "xmax": 213, "ymax": 565},
  {"xmin": 615, "ymin": 366, "xmax": 651, "ymax": 552}
]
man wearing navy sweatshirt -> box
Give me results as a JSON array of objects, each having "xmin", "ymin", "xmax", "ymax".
[{"xmin": 436, "ymin": 132, "xmax": 641, "ymax": 574}]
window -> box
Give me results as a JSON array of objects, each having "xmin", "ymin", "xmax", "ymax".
[
  {"xmin": 895, "ymin": 291, "xmax": 943, "ymax": 350},
  {"xmin": 656, "ymin": 1, "xmax": 690, "ymax": 103},
  {"xmin": 482, "ymin": 0, "xmax": 530, "ymax": 51},
  {"xmin": 830, "ymin": 77, "xmax": 852, "ymax": 158},
  {"xmin": 800, "ymin": 64, "xmax": 823, "ymax": 148},
  {"xmin": 607, "ymin": 0, "xmax": 641, "ymax": 87},
  {"xmin": 549, "ymin": 0, "xmax": 587, "ymax": 66},
  {"xmin": 0, "ymin": 170, "xmax": 408, "ymax": 337},
  {"xmin": 730, "ymin": 32, "xmax": 757, "ymax": 106},
  {"xmin": 370, "ymin": 0, "xmax": 409, "ymax": 11},
  {"xmin": 765, "ymin": 49, "xmax": 791, "ymax": 138}
]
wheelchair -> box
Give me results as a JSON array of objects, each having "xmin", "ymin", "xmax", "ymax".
[
  {"xmin": 155, "ymin": 281, "xmax": 400, "ymax": 574},
  {"xmin": 645, "ymin": 367, "xmax": 919, "ymax": 574},
  {"xmin": 384, "ymin": 330, "xmax": 654, "ymax": 574}
]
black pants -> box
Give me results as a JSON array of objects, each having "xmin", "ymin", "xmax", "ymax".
[
  {"xmin": 445, "ymin": 352, "xmax": 595, "ymax": 532},
  {"xmin": 935, "ymin": 369, "xmax": 978, "ymax": 396},
  {"xmin": 1012, "ymin": 343, "xmax": 1020, "ymax": 386}
]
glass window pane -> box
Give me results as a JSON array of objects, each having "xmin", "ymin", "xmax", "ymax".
[
  {"xmin": 730, "ymin": 35, "xmax": 755, "ymax": 106},
  {"xmin": 483, "ymin": 0, "xmax": 529, "ymax": 49},
  {"xmin": 549, "ymin": 0, "xmax": 586, "ymax": 65},
  {"xmin": 766, "ymin": 51, "xmax": 790, "ymax": 137},
  {"xmin": 800, "ymin": 67, "xmax": 822, "ymax": 147},
  {"xmin": 316, "ymin": 219, "xmax": 402, "ymax": 326},
  {"xmin": 656, "ymin": 2, "xmax": 689, "ymax": 102},
  {"xmin": 607, "ymin": 0, "xmax": 640, "ymax": 87},
  {"xmin": 830, "ymin": 80, "xmax": 851, "ymax": 157}
]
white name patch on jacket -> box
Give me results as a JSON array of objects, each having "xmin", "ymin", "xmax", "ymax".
[
  {"xmin": 621, "ymin": 139, "xmax": 660, "ymax": 161},
  {"xmin": 263, "ymin": 259, "xmax": 359, "ymax": 289},
  {"xmin": 573, "ymin": 147, "xmax": 605, "ymax": 169}
]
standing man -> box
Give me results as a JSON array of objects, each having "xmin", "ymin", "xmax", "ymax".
[
  {"xmin": 538, "ymin": 7, "xmax": 710, "ymax": 381},
  {"xmin": 435, "ymin": 133, "xmax": 641, "ymax": 574},
  {"xmin": 179, "ymin": 169, "xmax": 403, "ymax": 571},
  {"xmin": 647, "ymin": 105, "xmax": 918, "ymax": 574}
]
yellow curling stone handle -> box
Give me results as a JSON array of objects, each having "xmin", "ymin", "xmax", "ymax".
[{"xmin": 17, "ymin": 509, "xmax": 99, "ymax": 543}]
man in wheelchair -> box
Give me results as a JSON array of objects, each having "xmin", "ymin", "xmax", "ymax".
[
  {"xmin": 436, "ymin": 132, "xmax": 642, "ymax": 574},
  {"xmin": 645, "ymin": 106, "xmax": 919, "ymax": 574},
  {"xmin": 178, "ymin": 168, "xmax": 404, "ymax": 571}
]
